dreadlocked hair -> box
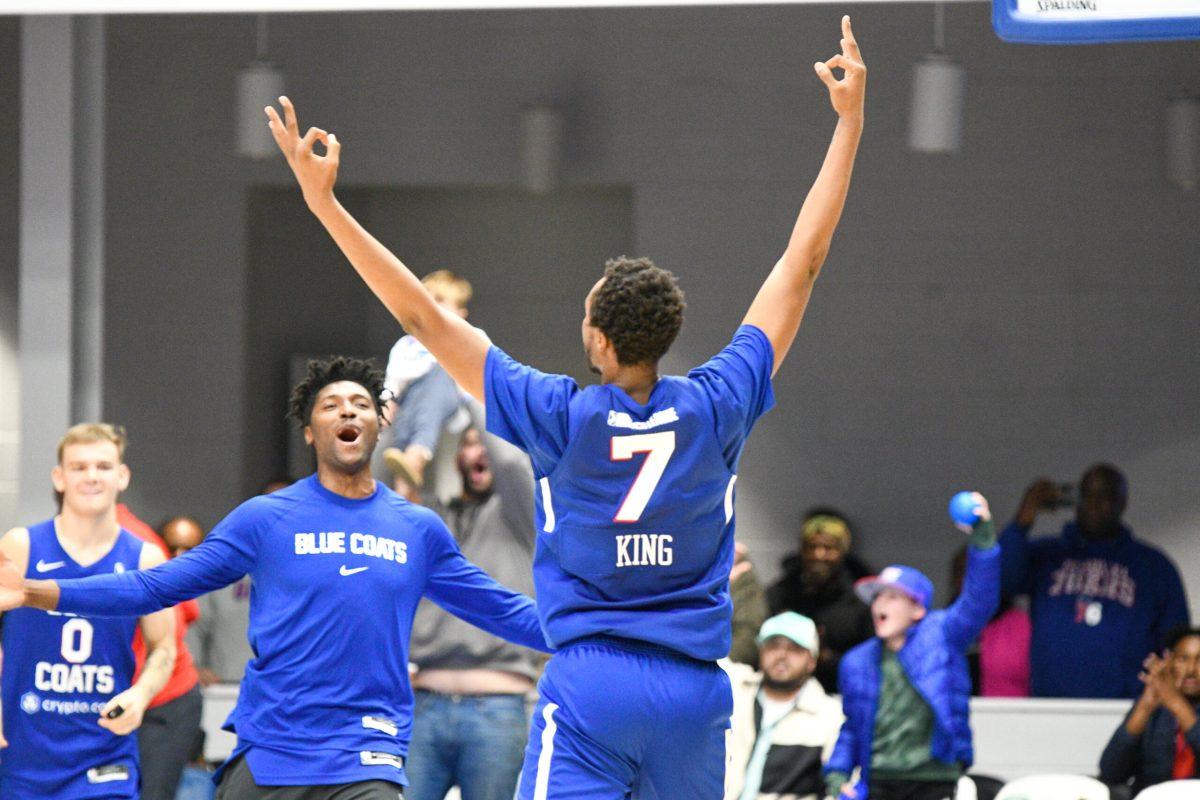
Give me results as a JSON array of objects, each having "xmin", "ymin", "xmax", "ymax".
[{"xmin": 287, "ymin": 356, "xmax": 387, "ymax": 427}]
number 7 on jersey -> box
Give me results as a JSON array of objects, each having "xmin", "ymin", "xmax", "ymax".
[{"xmin": 610, "ymin": 431, "xmax": 676, "ymax": 523}]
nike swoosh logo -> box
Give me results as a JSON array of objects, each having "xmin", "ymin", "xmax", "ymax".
[
  {"xmin": 339, "ymin": 566, "xmax": 369, "ymax": 577},
  {"xmin": 36, "ymin": 560, "xmax": 66, "ymax": 573}
]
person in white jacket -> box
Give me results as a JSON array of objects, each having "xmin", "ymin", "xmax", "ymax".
[{"xmin": 726, "ymin": 612, "xmax": 845, "ymax": 800}]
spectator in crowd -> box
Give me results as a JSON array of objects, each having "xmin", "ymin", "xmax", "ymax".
[
  {"xmin": 725, "ymin": 612, "xmax": 844, "ymax": 800},
  {"xmin": 950, "ymin": 546, "xmax": 1030, "ymax": 697},
  {"xmin": 381, "ymin": 269, "xmax": 474, "ymax": 497},
  {"xmin": 767, "ymin": 510, "xmax": 873, "ymax": 692},
  {"xmin": 1000, "ymin": 464, "xmax": 1190, "ymax": 698},
  {"xmin": 161, "ymin": 516, "xmax": 205, "ymax": 558},
  {"xmin": 405, "ymin": 412, "xmax": 540, "ymax": 800},
  {"xmin": 1100, "ymin": 627, "xmax": 1200, "ymax": 795},
  {"xmin": 730, "ymin": 541, "xmax": 770, "ymax": 667},
  {"xmin": 825, "ymin": 493, "xmax": 999, "ymax": 800},
  {"xmin": 116, "ymin": 505, "xmax": 205, "ymax": 800}
]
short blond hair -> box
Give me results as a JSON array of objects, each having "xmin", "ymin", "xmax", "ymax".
[
  {"xmin": 57, "ymin": 423, "xmax": 127, "ymax": 464},
  {"xmin": 422, "ymin": 269, "xmax": 473, "ymax": 311}
]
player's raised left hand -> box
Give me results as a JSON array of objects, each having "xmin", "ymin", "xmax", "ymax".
[
  {"xmin": 265, "ymin": 96, "xmax": 341, "ymax": 211},
  {"xmin": 814, "ymin": 16, "xmax": 866, "ymax": 124},
  {"xmin": 0, "ymin": 553, "xmax": 24, "ymax": 612},
  {"xmin": 98, "ymin": 686, "xmax": 151, "ymax": 736}
]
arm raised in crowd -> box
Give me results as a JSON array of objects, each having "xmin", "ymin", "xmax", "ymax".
[
  {"xmin": 943, "ymin": 495, "xmax": 1001, "ymax": 651},
  {"xmin": 473, "ymin": 403, "xmax": 537, "ymax": 538},
  {"xmin": 999, "ymin": 478, "xmax": 1063, "ymax": 598}
]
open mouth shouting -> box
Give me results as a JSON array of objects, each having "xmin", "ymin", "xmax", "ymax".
[{"xmin": 335, "ymin": 423, "xmax": 364, "ymax": 447}]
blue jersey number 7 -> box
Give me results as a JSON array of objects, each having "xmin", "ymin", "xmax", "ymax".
[{"xmin": 609, "ymin": 431, "xmax": 676, "ymax": 523}]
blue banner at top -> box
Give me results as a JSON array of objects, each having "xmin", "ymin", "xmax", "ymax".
[{"xmin": 994, "ymin": 0, "xmax": 1200, "ymax": 43}]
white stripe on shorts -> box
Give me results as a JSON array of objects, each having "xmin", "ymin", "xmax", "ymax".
[
  {"xmin": 533, "ymin": 702, "xmax": 559, "ymax": 800},
  {"xmin": 724, "ymin": 475, "xmax": 737, "ymax": 523},
  {"xmin": 539, "ymin": 477, "xmax": 556, "ymax": 533}
]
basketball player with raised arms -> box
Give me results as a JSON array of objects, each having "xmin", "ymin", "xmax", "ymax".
[
  {"xmin": 0, "ymin": 424, "xmax": 177, "ymax": 800},
  {"xmin": 0, "ymin": 358, "xmax": 550, "ymax": 800},
  {"xmin": 263, "ymin": 16, "xmax": 865, "ymax": 800}
]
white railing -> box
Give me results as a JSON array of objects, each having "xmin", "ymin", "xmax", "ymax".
[{"xmin": 200, "ymin": 686, "xmax": 1130, "ymax": 781}]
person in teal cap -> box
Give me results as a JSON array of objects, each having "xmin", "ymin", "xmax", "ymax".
[{"xmin": 725, "ymin": 611, "xmax": 845, "ymax": 800}]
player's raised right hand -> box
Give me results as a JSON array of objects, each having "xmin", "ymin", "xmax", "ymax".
[
  {"xmin": 265, "ymin": 96, "xmax": 342, "ymax": 211},
  {"xmin": 814, "ymin": 16, "xmax": 866, "ymax": 124}
]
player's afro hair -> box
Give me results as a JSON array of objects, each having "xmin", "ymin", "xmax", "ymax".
[
  {"xmin": 590, "ymin": 256, "xmax": 685, "ymax": 366},
  {"xmin": 287, "ymin": 356, "xmax": 387, "ymax": 427}
]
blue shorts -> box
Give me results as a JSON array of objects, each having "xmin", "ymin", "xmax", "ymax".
[{"xmin": 516, "ymin": 637, "xmax": 731, "ymax": 800}]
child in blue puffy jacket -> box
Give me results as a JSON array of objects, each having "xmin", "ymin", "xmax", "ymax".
[{"xmin": 825, "ymin": 493, "xmax": 1000, "ymax": 800}]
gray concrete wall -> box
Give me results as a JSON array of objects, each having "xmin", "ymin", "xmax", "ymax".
[
  {"xmin": 0, "ymin": 19, "xmax": 21, "ymax": 530},
  {"xmin": 10, "ymin": 6, "xmax": 1198, "ymax": 609}
]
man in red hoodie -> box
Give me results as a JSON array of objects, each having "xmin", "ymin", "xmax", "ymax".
[{"xmin": 116, "ymin": 505, "xmax": 204, "ymax": 800}]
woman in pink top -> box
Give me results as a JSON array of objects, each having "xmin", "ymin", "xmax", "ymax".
[
  {"xmin": 979, "ymin": 605, "xmax": 1031, "ymax": 697},
  {"xmin": 952, "ymin": 544, "xmax": 1031, "ymax": 697}
]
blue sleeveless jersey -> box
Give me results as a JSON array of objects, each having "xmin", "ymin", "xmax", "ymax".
[
  {"xmin": 0, "ymin": 519, "xmax": 142, "ymax": 800},
  {"xmin": 484, "ymin": 324, "xmax": 775, "ymax": 661}
]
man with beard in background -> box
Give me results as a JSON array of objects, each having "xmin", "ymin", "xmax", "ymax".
[
  {"xmin": 767, "ymin": 511, "xmax": 873, "ymax": 692},
  {"xmin": 725, "ymin": 612, "xmax": 844, "ymax": 800}
]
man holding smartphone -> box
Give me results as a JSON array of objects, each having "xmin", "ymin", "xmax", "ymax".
[{"xmin": 1000, "ymin": 463, "xmax": 1190, "ymax": 698}]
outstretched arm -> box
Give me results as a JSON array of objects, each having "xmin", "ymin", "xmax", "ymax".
[
  {"xmin": 743, "ymin": 15, "xmax": 866, "ymax": 377},
  {"xmin": 266, "ymin": 98, "xmax": 489, "ymax": 402},
  {"xmin": 0, "ymin": 503, "xmax": 262, "ymax": 616},
  {"xmin": 423, "ymin": 519, "xmax": 551, "ymax": 653}
]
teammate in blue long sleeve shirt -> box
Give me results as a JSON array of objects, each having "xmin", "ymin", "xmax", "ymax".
[
  {"xmin": 0, "ymin": 357, "xmax": 549, "ymax": 800},
  {"xmin": 262, "ymin": 17, "xmax": 865, "ymax": 800}
]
